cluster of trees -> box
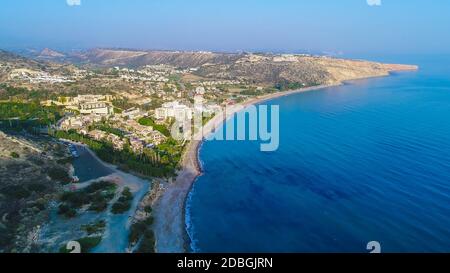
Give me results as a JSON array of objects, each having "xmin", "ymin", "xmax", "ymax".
[
  {"xmin": 58, "ymin": 181, "xmax": 117, "ymax": 218},
  {"xmin": 1, "ymin": 183, "xmax": 49, "ymax": 200},
  {"xmin": 93, "ymin": 123, "xmax": 126, "ymax": 138},
  {"xmin": 47, "ymin": 166, "xmax": 73, "ymax": 185},
  {"xmin": 111, "ymin": 98, "xmax": 137, "ymax": 111},
  {"xmin": 81, "ymin": 220, "xmax": 106, "ymax": 236},
  {"xmin": 0, "ymin": 85, "xmax": 28, "ymax": 99},
  {"xmin": 0, "ymin": 102, "xmax": 62, "ymax": 127},
  {"xmin": 129, "ymin": 215, "xmax": 155, "ymax": 253},
  {"xmin": 138, "ymin": 117, "xmax": 170, "ymax": 137},
  {"xmin": 274, "ymin": 81, "xmax": 320, "ymax": 91},
  {"xmin": 0, "ymin": 102, "xmax": 63, "ymax": 134},
  {"xmin": 0, "ymin": 84, "xmax": 56, "ymax": 101},
  {"xmin": 111, "ymin": 187, "xmax": 133, "ymax": 214},
  {"xmin": 157, "ymin": 138, "xmax": 183, "ymax": 166},
  {"xmin": 141, "ymin": 98, "xmax": 164, "ymax": 111},
  {"xmin": 53, "ymin": 130, "xmax": 181, "ymax": 177},
  {"xmin": 240, "ymin": 87, "xmax": 277, "ymax": 97}
]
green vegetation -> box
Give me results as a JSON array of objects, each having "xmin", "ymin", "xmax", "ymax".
[
  {"xmin": 113, "ymin": 107, "xmax": 123, "ymax": 114},
  {"xmin": 10, "ymin": 152, "xmax": 19, "ymax": 158},
  {"xmin": 58, "ymin": 181, "xmax": 117, "ymax": 218},
  {"xmin": 1, "ymin": 183, "xmax": 50, "ymax": 200},
  {"xmin": 0, "ymin": 181, "xmax": 52, "ymax": 250},
  {"xmin": 57, "ymin": 203, "xmax": 77, "ymax": 218},
  {"xmin": 129, "ymin": 215, "xmax": 155, "ymax": 253},
  {"xmin": 27, "ymin": 183, "xmax": 48, "ymax": 193},
  {"xmin": 135, "ymin": 230, "xmax": 156, "ymax": 253},
  {"xmin": 94, "ymin": 123, "xmax": 125, "ymax": 138},
  {"xmin": 0, "ymin": 102, "xmax": 63, "ymax": 128},
  {"xmin": 112, "ymin": 98, "xmax": 137, "ymax": 111},
  {"xmin": 202, "ymin": 114, "xmax": 215, "ymax": 126},
  {"xmin": 156, "ymin": 137, "xmax": 183, "ymax": 166},
  {"xmin": 144, "ymin": 205, "xmax": 152, "ymax": 214},
  {"xmin": 111, "ymin": 187, "xmax": 133, "ymax": 214},
  {"xmin": 1, "ymin": 185, "xmax": 31, "ymax": 199},
  {"xmin": 0, "ymin": 85, "xmax": 27, "ymax": 99},
  {"xmin": 56, "ymin": 157, "xmax": 73, "ymax": 165},
  {"xmin": 47, "ymin": 166, "xmax": 72, "ymax": 184},
  {"xmin": 53, "ymin": 130, "xmax": 182, "ymax": 177},
  {"xmin": 163, "ymin": 84, "xmax": 173, "ymax": 93},
  {"xmin": 27, "ymin": 198, "xmax": 47, "ymax": 211},
  {"xmin": 81, "ymin": 220, "xmax": 106, "ymax": 235},
  {"xmin": 59, "ymin": 236, "xmax": 102, "ymax": 253},
  {"xmin": 0, "ymin": 85, "xmax": 56, "ymax": 101},
  {"xmin": 141, "ymin": 98, "xmax": 164, "ymax": 111},
  {"xmin": 168, "ymin": 74, "xmax": 181, "ymax": 82},
  {"xmin": 138, "ymin": 117, "xmax": 170, "ymax": 137},
  {"xmin": 274, "ymin": 81, "xmax": 320, "ymax": 91},
  {"xmin": 240, "ymin": 88, "xmax": 263, "ymax": 96}
]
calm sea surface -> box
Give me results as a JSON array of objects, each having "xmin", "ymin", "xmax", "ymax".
[{"xmin": 186, "ymin": 55, "xmax": 450, "ymax": 253}]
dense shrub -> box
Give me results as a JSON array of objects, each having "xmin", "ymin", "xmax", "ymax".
[
  {"xmin": 58, "ymin": 181, "xmax": 117, "ymax": 217},
  {"xmin": 81, "ymin": 220, "xmax": 106, "ymax": 235},
  {"xmin": 138, "ymin": 117, "xmax": 170, "ymax": 137},
  {"xmin": 47, "ymin": 166, "xmax": 72, "ymax": 184},
  {"xmin": 111, "ymin": 187, "xmax": 133, "ymax": 214},
  {"xmin": 135, "ymin": 230, "xmax": 155, "ymax": 253},
  {"xmin": 1, "ymin": 185, "xmax": 31, "ymax": 199},
  {"xmin": 129, "ymin": 215, "xmax": 155, "ymax": 253}
]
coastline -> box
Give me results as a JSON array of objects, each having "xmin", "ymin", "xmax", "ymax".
[
  {"xmin": 152, "ymin": 83, "xmax": 343, "ymax": 253},
  {"xmin": 152, "ymin": 66, "xmax": 419, "ymax": 253}
]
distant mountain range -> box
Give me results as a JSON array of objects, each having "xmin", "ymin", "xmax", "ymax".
[
  {"xmin": 19, "ymin": 48, "xmax": 243, "ymax": 68},
  {"xmin": 3, "ymin": 48, "xmax": 418, "ymax": 86},
  {"xmin": 0, "ymin": 49, "xmax": 42, "ymax": 68}
]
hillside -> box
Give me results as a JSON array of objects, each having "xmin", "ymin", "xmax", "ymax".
[
  {"xmin": 0, "ymin": 50, "xmax": 46, "ymax": 70},
  {"xmin": 27, "ymin": 48, "xmax": 417, "ymax": 86},
  {"xmin": 60, "ymin": 49, "xmax": 240, "ymax": 68}
]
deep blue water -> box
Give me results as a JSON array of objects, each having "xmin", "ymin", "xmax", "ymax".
[{"xmin": 186, "ymin": 55, "xmax": 450, "ymax": 253}]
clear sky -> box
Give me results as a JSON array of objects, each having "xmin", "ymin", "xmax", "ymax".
[{"xmin": 1, "ymin": 0, "xmax": 450, "ymax": 55}]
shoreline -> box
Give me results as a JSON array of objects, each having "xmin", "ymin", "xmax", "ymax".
[
  {"xmin": 152, "ymin": 67, "xmax": 419, "ymax": 253},
  {"xmin": 152, "ymin": 82, "xmax": 343, "ymax": 253}
]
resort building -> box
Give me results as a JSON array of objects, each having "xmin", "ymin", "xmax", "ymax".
[
  {"xmin": 88, "ymin": 130, "xmax": 107, "ymax": 141},
  {"xmin": 122, "ymin": 107, "xmax": 143, "ymax": 119},
  {"xmin": 79, "ymin": 102, "xmax": 113, "ymax": 115},
  {"xmin": 149, "ymin": 131, "xmax": 166, "ymax": 145},
  {"xmin": 154, "ymin": 101, "xmax": 192, "ymax": 121}
]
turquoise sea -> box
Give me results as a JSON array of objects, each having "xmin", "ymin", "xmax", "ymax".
[{"xmin": 186, "ymin": 55, "xmax": 450, "ymax": 253}]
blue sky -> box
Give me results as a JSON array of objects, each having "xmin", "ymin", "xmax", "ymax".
[{"xmin": 1, "ymin": 0, "xmax": 450, "ymax": 55}]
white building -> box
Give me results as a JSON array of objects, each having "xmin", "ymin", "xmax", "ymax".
[
  {"xmin": 155, "ymin": 101, "xmax": 192, "ymax": 120},
  {"xmin": 122, "ymin": 107, "xmax": 143, "ymax": 119},
  {"xmin": 75, "ymin": 94, "xmax": 112, "ymax": 104},
  {"xmin": 79, "ymin": 102, "xmax": 113, "ymax": 115}
]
